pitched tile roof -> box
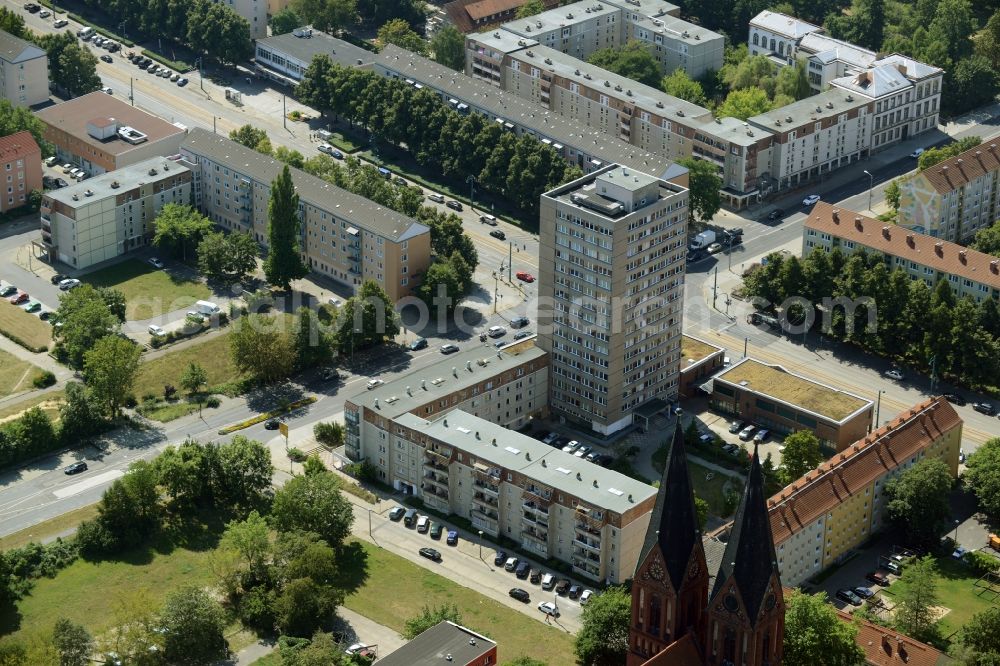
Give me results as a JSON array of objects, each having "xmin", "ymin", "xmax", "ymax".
[
  {"xmin": 915, "ymin": 141, "xmax": 1000, "ymax": 195},
  {"xmin": 0, "ymin": 131, "xmax": 40, "ymax": 162},
  {"xmin": 835, "ymin": 609, "xmax": 951, "ymax": 666},
  {"xmin": 804, "ymin": 202, "xmax": 1000, "ymax": 290},
  {"xmin": 767, "ymin": 397, "xmax": 961, "ymax": 546}
]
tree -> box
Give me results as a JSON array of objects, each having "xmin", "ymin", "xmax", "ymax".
[
  {"xmin": 273, "ymin": 578, "xmax": 336, "ymax": 636},
  {"xmin": 285, "ymin": 632, "xmax": 349, "ymax": 666},
  {"xmin": 661, "ymin": 69, "xmax": 707, "ymax": 106},
  {"xmin": 313, "ymin": 421, "xmax": 344, "ymax": 447},
  {"xmin": 716, "ymin": 87, "xmax": 772, "ymax": 120},
  {"xmin": 974, "ymin": 221, "xmax": 1000, "ymax": 256},
  {"xmin": 55, "ymin": 43, "xmax": 102, "ymax": 97},
  {"xmin": 209, "ymin": 5, "xmax": 253, "ymax": 64},
  {"xmin": 503, "ymin": 658, "xmax": 548, "ymax": 666},
  {"xmin": 216, "ymin": 435, "xmax": 273, "ymax": 510},
  {"xmin": 779, "ymin": 431, "xmax": 823, "ymax": 484},
  {"xmin": 377, "ymin": 18, "xmax": 428, "ymax": 55},
  {"xmin": 270, "ymin": 7, "xmax": 302, "ymax": 35},
  {"xmin": 516, "ymin": 0, "xmax": 545, "ymax": 18},
  {"xmin": 264, "ymin": 165, "xmax": 309, "ymax": 290},
  {"xmin": 54, "ymin": 285, "xmax": 118, "ymax": 368},
  {"xmin": 884, "ymin": 179, "xmax": 902, "ymax": 211},
  {"xmin": 229, "ymin": 314, "xmax": 296, "ymax": 383},
  {"xmin": 180, "ymin": 362, "xmax": 208, "ymax": 397},
  {"xmin": 850, "ymin": 0, "xmax": 885, "ymax": 51},
  {"xmin": 274, "ymin": 145, "xmax": 306, "ymax": 169},
  {"xmin": 575, "ymin": 585, "xmax": 630, "ymax": 666},
  {"xmin": 334, "ymin": 280, "xmax": 399, "ymax": 352},
  {"xmin": 197, "ymin": 231, "xmax": 259, "ymax": 284},
  {"xmin": 0, "ymin": 99, "xmax": 52, "ymax": 156},
  {"xmin": 293, "ymin": 306, "xmax": 334, "ymax": 371},
  {"xmin": 58, "ymin": 381, "xmax": 104, "ymax": 442},
  {"xmin": 894, "ymin": 555, "xmax": 940, "ymax": 642},
  {"xmin": 977, "ymin": 9, "xmax": 1000, "ymax": 70},
  {"xmin": 80, "ymin": 461, "xmax": 161, "ymax": 554},
  {"xmin": 83, "ymin": 336, "xmax": 141, "ymax": 420},
  {"xmin": 417, "ymin": 261, "xmax": 464, "ymax": 312},
  {"xmin": 221, "ymin": 510, "xmax": 270, "ymax": 575},
  {"xmin": 918, "ymin": 136, "xmax": 981, "ymax": 171},
  {"xmin": 965, "ymin": 438, "xmax": 1000, "ymax": 521},
  {"xmin": 403, "ymin": 604, "xmax": 462, "ymax": 639},
  {"xmin": 0, "ymin": 7, "xmax": 29, "ymax": 39},
  {"xmin": 884, "ymin": 458, "xmax": 952, "ymax": 547},
  {"xmin": 958, "ymin": 607, "xmax": 1000, "ymax": 665},
  {"xmin": 52, "ymin": 618, "xmax": 93, "ymax": 666},
  {"xmin": 153, "ymin": 203, "xmax": 214, "ymax": 262},
  {"xmin": 928, "ymin": 0, "xmax": 976, "ymax": 63},
  {"xmin": 677, "ymin": 158, "xmax": 722, "ymax": 223},
  {"xmin": 160, "ymin": 585, "xmax": 227, "ymax": 665},
  {"xmin": 293, "ymin": 0, "xmax": 358, "ymax": 33},
  {"xmin": 722, "ymin": 53, "xmax": 776, "ymax": 93},
  {"xmin": 97, "ymin": 287, "xmax": 127, "ymax": 324},
  {"xmin": 155, "ymin": 439, "xmax": 212, "ymax": 508},
  {"xmin": 431, "ymin": 24, "xmax": 465, "ymax": 71},
  {"xmin": 775, "ymin": 59, "xmax": 812, "ymax": 101},
  {"xmin": 230, "ymin": 124, "xmax": 269, "ymax": 150},
  {"xmin": 270, "ymin": 472, "xmax": 354, "ymax": 549},
  {"xmin": 782, "ymin": 590, "xmax": 865, "ymax": 666},
  {"xmin": 587, "ymin": 40, "xmax": 661, "ymax": 89},
  {"xmin": 945, "ymin": 56, "xmax": 999, "ymax": 117}
]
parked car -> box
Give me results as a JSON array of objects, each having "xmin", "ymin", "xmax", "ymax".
[
  {"xmin": 509, "ymin": 588, "xmax": 530, "ymax": 603},
  {"xmin": 446, "ymin": 200, "xmax": 463, "ymax": 211},
  {"xmin": 440, "ymin": 344, "xmax": 460, "ymax": 354},
  {"xmin": 768, "ymin": 209, "xmax": 784, "ymax": 221},
  {"xmin": 170, "ymin": 74, "xmax": 180, "ymax": 82},
  {"xmin": 38, "ymin": 8, "xmax": 49, "ymax": 16},
  {"xmin": 555, "ymin": 579, "xmax": 571, "ymax": 595},
  {"xmin": 574, "ymin": 445, "xmax": 592, "ymax": 459},
  {"xmin": 538, "ymin": 601, "xmax": 560, "ymax": 617},
  {"xmin": 515, "ymin": 562, "xmax": 530, "ymax": 579},
  {"xmin": 487, "ymin": 325, "xmax": 506, "ymax": 338},
  {"xmin": 264, "ymin": 419, "xmax": 280, "ymax": 430},
  {"xmin": 317, "ymin": 143, "xmax": 335, "ymax": 155},
  {"xmin": 148, "ymin": 257, "xmax": 164, "ymax": 268},
  {"xmin": 50, "ymin": 273, "xmax": 67, "ymax": 285},
  {"xmin": 802, "ymin": 194, "xmax": 821, "ymax": 206},
  {"xmin": 21, "ymin": 300, "xmax": 40, "ymax": 313},
  {"xmin": 541, "ymin": 573, "xmax": 555, "ymax": 590},
  {"xmin": 753, "ymin": 429, "xmax": 769, "ymax": 443},
  {"xmin": 430, "ymin": 523, "xmax": 443, "ymax": 539},
  {"xmin": 706, "ymin": 242, "xmax": 722, "ymax": 254},
  {"xmin": 513, "ymin": 330, "xmax": 531, "ymax": 340},
  {"xmin": 489, "ymin": 229, "xmax": 506, "ymax": 240},
  {"xmin": 416, "ymin": 515, "xmax": 430, "ymax": 533},
  {"xmin": 568, "ymin": 585, "xmax": 582, "ymax": 599},
  {"xmin": 960, "ymin": 449, "xmax": 966, "ymax": 464},
  {"xmin": 54, "ymin": 19, "xmax": 69, "ymax": 28},
  {"xmin": 147, "ymin": 324, "xmax": 166, "ymax": 337},
  {"xmin": 738, "ymin": 425, "xmax": 757, "ymax": 441},
  {"xmin": 427, "ymin": 193, "xmax": 445, "ymax": 203},
  {"xmin": 55, "ymin": 178, "xmax": 69, "ymax": 188},
  {"xmin": 973, "ymin": 402, "xmax": 997, "ymax": 416},
  {"xmin": 177, "ymin": 78, "xmax": 188, "ymax": 87},
  {"xmin": 529, "ymin": 568, "xmax": 542, "ymax": 584},
  {"xmin": 562, "ymin": 440, "xmax": 580, "ymax": 453},
  {"xmin": 44, "ymin": 156, "xmax": 58, "ymax": 167},
  {"xmin": 409, "ymin": 337, "xmax": 428, "ymax": 351},
  {"xmin": 419, "ymin": 547, "xmax": 442, "ymax": 562},
  {"xmin": 853, "ymin": 586, "xmax": 875, "ymax": 599},
  {"xmin": 446, "ymin": 530, "xmax": 458, "ymax": 545},
  {"xmin": 366, "ymin": 379, "xmax": 384, "ymax": 390},
  {"xmin": 0, "ymin": 286, "xmax": 15, "ymax": 297},
  {"xmin": 516, "ymin": 271, "xmax": 535, "ymax": 283},
  {"xmin": 9, "ymin": 292, "xmax": 28, "ymax": 304},
  {"xmin": 64, "ymin": 461, "xmax": 88, "ymax": 475},
  {"xmin": 23, "ymin": 3, "xmax": 40, "ymax": 13},
  {"xmin": 884, "ymin": 368, "xmax": 904, "ymax": 381},
  {"xmin": 510, "ymin": 316, "xmax": 529, "ymax": 328},
  {"xmin": 910, "ymin": 148, "xmax": 925, "ymax": 158},
  {"xmin": 388, "ymin": 506, "xmax": 405, "ymax": 521},
  {"xmin": 100, "ymin": 54, "xmax": 113, "ymax": 63},
  {"xmin": 494, "ymin": 550, "xmax": 508, "ymax": 567},
  {"xmin": 39, "ymin": 311, "xmax": 51, "ymax": 321},
  {"xmin": 504, "ymin": 556, "xmax": 519, "ymax": 572},
  {"xmin": 943, "ymin": 393, "xmax": 966, "ymax": 406},
  {"xmin": 836, "ymin": 589, "xmax": 863, "ymax": 606},
  {"xmin": 580, "ymin": 589, "xmax": 594, "ymax": 604},
  {"xmin": 728, "ymin": 420, "xmax": 745, "ymax": 433},
  {"xmin": 480, "ymin": 214, "xmax": 497, "ymax": 225},
  {"xmin": 723, "ymin": 443, "xmax": 741, "ymax": 456}
]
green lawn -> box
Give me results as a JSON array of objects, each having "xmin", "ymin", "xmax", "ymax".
[
  {"xmin": 690, "ymin": 462, "xmax": 741, "ymax": 519},
  {"xmin": 84, "ymin": 259, "xmax": 211, "ymax": 321},
  {"xmin": 133, "ymin": 333, "xmax": 242, "ymax": 399},
  {"xmin": 0, "ymin": 302, "xmax": 52, "ymax": 352},
  {"xmin": 0, "ymin": 349, "xmax": 46, "ymax": 399},
  {"xmin": 339, "ymin": 540, "xmax": 576, "ymax": 665},
  {"xmin": 137, "ymin": 399, "xmax": 210, "ymax": 423},
  {"xmin": 0, "ymin": 390, "xmax": 64, "ymax": 423}
]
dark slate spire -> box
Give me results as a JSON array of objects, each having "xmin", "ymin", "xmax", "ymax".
[
  {"xmin": 711, "ymin": 443, "xmax": 781, "ymax": 623},
  {"xmin": 638, "ymin": 420, "xmax": 701, "ymax": 591}
]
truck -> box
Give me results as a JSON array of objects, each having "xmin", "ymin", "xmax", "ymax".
[
  {"xmin": 689, "ymin": 230, "xmax": 716, "ymax": 250},
  {"xmin": 195, "ymin": 300, "xmax": 221, "ymax": 315}
]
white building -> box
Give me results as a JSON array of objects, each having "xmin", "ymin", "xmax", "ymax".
[
  {"xmin": 0, "ymin": 29, "xmax": 48, "ymax": 107},
  {"xmin": 215, "ymin": 0, "xmax": 267, "ymax": 40}
]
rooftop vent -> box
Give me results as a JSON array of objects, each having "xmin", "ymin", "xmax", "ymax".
[
  {"xmin": 525, "ymin": 49, "xmax": 534, "ymax": 56},
  {"xmin": 626, "ymin": 89, "xmax": 632, "ymax": 96},
  {"xmin": 110, "ymin": 181, "xmax": 120, "ymax": 189},
  {"xmin": 116, "ymin": 125, "xmax": 148, "ymax": 145},
  {"xmin": 614, "ymin": 84, "xmax": 622, "ymax": 91},
  {"xmin": 826, "ymin": 101, "xmax": 834, "ymax": 109},
  {"xmin": 576, "ymin": 472, "xmax": 582, "ymax": 480},
  {"xmin": 536, "ymin": 20, "xmax": 542, "ymax": 27},
  {"xmin": 469, "ymin": 638, "xmax": 476, "ymax": 646},
  {"xmin": 148, "ymin": 168, "xmax": 157, "ymax": 176},
  {"xmin": 584, "ymin": 73, "xmax": 592, "ymax": 79},
  {"xmin": 452, "ymin": 366, "xmax": 457, "ymax": 377},
  {"xmin": 84, "ymin": 189, "xmax": 93, "ymax": 197},
  {"xmin": 815, "ymin": 106, "xmax": 822, "ymax": 113},
  {"xmin": 544, "ymin": 57, "xmax": 552, "ymax": 64},
  {"xmin": 574, "ymin": 68, "xmax": 580, "ymax": 75},
  {"xmin": 785, "ymin": 116, "xmax": 793, "ymax": 123},
  {"xmin": 656, "ymin": 101, "xmax": 664, "ymax": 108},
  {"xmin": 604, "ymin": 80, "xmax": 610, "ymax": 87},
  {"xmin": 494, "ymin": 31, "xmax": 501, "ymax": 37},
  {"xmin": 566, "ymin": 12, "xmax": 574, "ymax": 18},
  {"xmin": 677, "ymin": 109, "xmax": 685, "ymax": 117},
  {"xmin": 71, "ymin": 194, "xmax": 78, "ymax": 201},
  {"xmin": 846, "ymin": 94, "xmax": 854, "ymax": 102}
]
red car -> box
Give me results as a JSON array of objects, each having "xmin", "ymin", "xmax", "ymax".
[
  {"xmin": 9, "ymin": 292, "xmax": 28, "ymax": 305},
  {"xmin": 516, "ymin": 271, "xmax": 535, "ymax": 283}
]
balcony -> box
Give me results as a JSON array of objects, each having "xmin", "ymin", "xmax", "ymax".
[
  {"xmin": 521, "ymin": 530, "xmax": 548, "ymax": 556},
  {"xmin": 473, "ymin": 479, "xmax": 499, "ymax": 496},
  {"xmin": 423, "ymin": 471, "xmax": 448, "ymax": 489},
  {"xmin": 471, "ymin": 509, "xmax": 499, "ymax": 536},
  {"xmin": 424, "ymin": 491, "xmax": 450, "ymax": 512},
  {"xmin": 472, "ymin": 491, "xmax": 499, "ymax": 510},
  {"xmin": 572, "ymin": 560, "xmax": 601, "ymax": 580},
  {"xmin": 522, "ymin": 500, "xmax": 549, "ymax": 516},
  {"xmin": 575, "ymin": 520, "xmax": 602, "ymax": 538},
  {"xmin": 425, "ymin": 446, "xmax": 451, "ymax": 463},
  {"xmin": 574, "ymin": 536, "xmax": 601, "ymax": 552},
  {"xmin": 423, "ymin": 458, "xmax": 448, "ymax": 472},
  {"xmin": 522, "ymin": 486, "xmax": 552, "ymax": 506}
]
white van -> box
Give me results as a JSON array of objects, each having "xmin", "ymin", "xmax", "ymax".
[
  {"xmin": 195, "ymin": 300, "xmax": 221, "ymax": 315},
  {"xmin": 541, "ymin": 573, "xmax": 555, "ymax": 590},
  {"xmin": 416, "ymin": 515, "xmax": 429, "ymax": 533},
  {"xmin": 77, "ymin": 27, "xmax": 94, "ymax": 40}
]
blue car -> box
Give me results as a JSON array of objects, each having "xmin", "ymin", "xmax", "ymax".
[{"xmin": 447, "ymin": 530, "xmax": 458, "ymax": 546}]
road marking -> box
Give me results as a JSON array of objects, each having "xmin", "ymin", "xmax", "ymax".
[{"xmin": 53, "ymin": 470, "xmax": 123, "ymax": 499}]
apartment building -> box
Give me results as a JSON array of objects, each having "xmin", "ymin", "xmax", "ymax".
[
  {"xmin": 467, "ymin": 0, "xmax": 722, "ymax": 79},
  {"xmin": 678, "ymin": 334, "xmax": 724, "ymax": 399},
  {"xmin": 379, "ymin": 622, "xmax": 497, "ymax": 666},
  {"xmin": 0, "ymin": 29, "xmax": 47, "ymax": 107},
  {"xmin": 179, "ymin": 128, "xmax": 430, "ymax": 302},
  {"xmin": 748, "ymin": 10, "xmax": 821, "ymax": 62},
  {"xmin": 746, "ymin": 89, "xmax": 872, "ymax": 192},
  {"xmin": 444, "ymin": 0, "xmax": 560, "ymax": 34},
  {"xmin": 708, "ymin": 358, "xmax": 874, "ymax": 452},
  {"xmin": 804, "ymin": 202, "xmax": 1000, "ymax": 302},
  {"xmin": 0, "ymin": 131, "xmax": 41, "ymax": 214},
  {"xmin": 374, "ymin": 44, "xmax": 687, "ymax": 183},
  {"xmin": 538, "ymin": 165, "xmax": 688, "ymax": 435},
  {"xmin": 253, "ymin": 28, "xmax": 375, "ymax": 85},
  {"xmin": 896, "ymin": 141, "xmax": 1000, "ymax": 244},
  {"xmin": 36, "ymin": 93, "xmax": 187, "ymax": 176},
  {"xmin": 213, "ymin": 0, "xmax": 267, "ymax": 39},
  {"xmin": 766, "ymin": 396, "xmax": 960, "ymax": 586},
  {"xmin": 397, "ymin": 409, "xmax": 656, "ymax": 583},
  {"xmin": 40, "ymin": 157, "xmax": 191, "ymax": 269},
  {"xmin": 343, "ymin": 339, "xmax": 549, "ymax": 465},
  {"xmin": 836, "ymin": 609, "xmax": 950, "ymax": 666}
]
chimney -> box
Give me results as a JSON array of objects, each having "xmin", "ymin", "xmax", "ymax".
[
  {"xmin": 906, "ymin": 233, "xmax": 915, "ymax": 247},
  {"xmin": 882, "ymin": 635, "xmax": 892, "ymax": 655},
  {"xmin": 991, "ymin": 260, "xmax": 999, "ymax": 274},
  {"xmin": 832, "ymin": 209, "xmax": 840, "ymax": 223},
  {"xmin": 854, "ymin": 216, "xmax": 863, "ymax": 230},
  {"xmin": 959, "ymin": 249, "xmax": 968, "ymax": 263},
  {"xmin": 882, "ymin": 226, "xmax": 890, "ymax": 239},
  {"xmin": 935, "ymin": 242, "xmax": 943, "ymax": 256}
]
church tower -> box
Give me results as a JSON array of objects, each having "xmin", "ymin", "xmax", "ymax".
[
  {"xmin": 704, "ymin": 444, "xmax": 784, "ymax": 666},
  {"xmin": 627, "ymin": 422, "xmax": 710, "ymax": 666}
]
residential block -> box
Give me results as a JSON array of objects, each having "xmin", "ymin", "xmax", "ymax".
[
  {"xmin": 0, "ymin": 130, "xmax": 41, "ymax": 214},
  {"xmin": 0, "ymin": 28, "xmax": 47, "ymax": 107}
]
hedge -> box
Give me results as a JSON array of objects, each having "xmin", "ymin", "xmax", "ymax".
[
  {"xmin": 217, "ymin": 396, "xmax": 317, "ymax": 435},
  {"xmin": 66, "ymin": 13, "xmax": 135, "ymax": 47},
  {"xmin": 37, "ymin": 0, "xmax": 66, "ymax": 14},
  {"xmin": 140, "ymin": 49, "xmax": 192, "ymax": 74},
  {"xmin": 0, "ymin": 330, "xmax": 48, "ymax": 354}
]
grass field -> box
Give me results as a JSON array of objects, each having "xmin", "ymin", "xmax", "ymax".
[
  {"xmin": 0, "ymin": 390, "xmax": 65, "ymax": 423},
  {"xmin": 0, "ymin": 302, "xmax": 52, "ymax": 351},
  {"xmin": 84, "ymin": 259, "xmax": 211, "ymax": 321},
  {"xmin": 690, "ymin": 461, "xmax": 741, "ymax": 518},
  {"xmin": 0, "ymin": 504, "xmax": 98, "ymax": 550},
  {"xmin": 339, "ymin": 540, "xmax": 576, "ymax": 665},
  {"xmin": 137, "ymin": 399, "xmax": 204, "ymax": 423},
  {"xmin": 0, "ymin": 349, "xmax": 46, "ymax": 399},
  {"xmin": 133, "ymin": 333, "xmax": 242, "ymax": 399}
]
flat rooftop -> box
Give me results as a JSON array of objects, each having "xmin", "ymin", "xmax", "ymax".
[
  {"xmin": 397, "ymin": 409, "xmax": 657, "ymax": 516},
  {"xmin": 500, "ymin": 0, "xmax": 620, "ymax": 37},
  {"xmin": 546, "ymin": 164, "xmax": 685, "ymax": 220},
  {"xmin": 255, "ymin": 28, "xmax": 375, "ymax": 68},
  {"xmin": 691, "ymin": 115, "xmax": 772, "ymax": 147},
  {"xmin": 36, "ymin": 92, "xmax": 187, "ymax": 157},
  {"xmin": 467, "ymin": 28, "xmax": 538, "ymax": 54},
  {"xmin": 378, "ymin": 622, "xmax": 495, "ymax": 666},
  {"xmin": 46, "ymin": 157, "xmax": 189, "ymax": 207},
  {"xmin": 604, "ymin": 0, "xmax": 679, "ymax": 18},
  {"xmin": 681, "ymin": 334, "xmax": 722, "ymax": 367},
  {"xmin": 347, "ymin": 340, "xmax": 547, "ymax": 419},
  {"xmin": 716, "ymin": 358, "xmax": 871, "ymax": 422},
  {"xmin": 748, "ymin": 88, "xmax": 867, "ymax": 133}
]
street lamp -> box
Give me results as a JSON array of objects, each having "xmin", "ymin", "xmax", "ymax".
[
  {"xmin": 478, "ymin": 530, "xmax": 483, "ymax": 561},
  {"xmin": 875, "ymin": 389, "xmax": 885, "ymax": 427},
  {"xmin": 954, "ymin": 519, "xmax": 960, "ymax": 542},
  {"xmin": 863, "ymin": 170, "xmax": 874, "ymax": 212},
  {"xmin": 195, "ymin": 57, "xmax": 204, "ymax": 92},
  {"xmin": 467, "ymin": 175, "xmax": 476, "ymax": 210}
]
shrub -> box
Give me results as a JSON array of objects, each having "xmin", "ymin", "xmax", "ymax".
[
  {"xmin": 343, "ymin": 460, "xmax": 378, "ymax": 482},
  {"xmin": 75, "ymin": 519, "xmax": 119, "ymax": 557},
  {"xmin": 164, "ymin": 384, "xmax": 177, "ymax": 400},
  {"xmin": 5, "ymin": 538, "xmax": 78, "ymax": 598},
  {"xmin": 32, "ymin": 371, "xmax": 56, "ymax": 388},
  {"xmin": 141, "ymin": 393, "xmax": 157, "ymax": 402},
  {"xmin": 205, "ymin": 396, "xmax": 221, "ymax": 408},
  {"xmin": 150, "ymin": 336, "xmax": 164, "ymax": 348},
  {"xmin": 238, "ymin": 585, "xmax": 276, "ymax": 630},
  {"xmin": 965, "ymin": 550, "xmax": 1000, "ymax": 575},
  {"xmin": 140, "ymin": 49, "xmax": 191, "ymax": 73},
  {"xmin": 287, "ymin": 448, "xmax": 306, "ymax": 462},
  {"xmin": 124, "ymin": 395, "xmax": 137, "ymax": 409}
]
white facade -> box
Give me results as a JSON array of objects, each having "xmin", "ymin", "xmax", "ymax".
[
  {"xmin": 0, "ymin": 29, "xmax": 48, "ymax": 107},
  {"xmin": 215, "ymin": 0, "xmax": 267, "ymax": 39}
]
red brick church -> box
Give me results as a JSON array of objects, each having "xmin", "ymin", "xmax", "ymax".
[{"xmin": 628, "ymin": 423, "xmax": 785, "ymax": 666}]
